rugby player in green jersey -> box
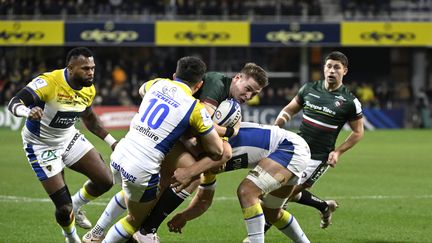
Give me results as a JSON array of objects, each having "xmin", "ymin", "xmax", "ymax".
[
  {"xmin": 267, "ymin": 51, "xmax": 364, "ymax": 231},
  {"xmin": 83, "ymin": 63, "xmax": 268, "ymax": 243}
]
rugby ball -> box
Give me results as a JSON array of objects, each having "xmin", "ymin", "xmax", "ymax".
[{"xmin": 212, "ymin": 99, "xmax": 242, "ymax": 127}]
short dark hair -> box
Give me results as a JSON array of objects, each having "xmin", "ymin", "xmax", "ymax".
[
  {"xmin": 175, "ymin": 56, "xmax": 207, "ymax": 85},
  {"xmin": 66, "ymin": 47, "xmax": 93, "ymax": 65},
  {"xmin": 241, "ymin": 63, "xmax": 268, "ymax": 87},
  {"xmin": 325, "ymin": 51, "xmax": 348, "ymax": 68}
]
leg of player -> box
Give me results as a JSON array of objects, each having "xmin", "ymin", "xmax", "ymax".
[
  {"xmin": 133, "ymin": 178, "xmax": 201, "ymax": 242},
  {"xmin": 104, "ymin": 196, "xmax": 157, "ymax": 243},
  {"xmin": 43, "ymin": 172, "xmax": 81, "ymax": 243},
  {"xmin": 69, "ymin": 148, "xmax": 113, "ymax": 229},
  {"xmin": 261, "ymin": 186, "xmax": 310, "ymax": 243},
  {"xmin": 289, "ymin": 160, "xmax": 338, "ymax": 229},
  {"xmin": 135, "ymin": 142, "xmax": 231, "ymax": 241},
  {"xmin": 82, "ymin": 191, "xmax": 127, "ymax": 243},
  {"xmin": 237, "ymin": 158, "xmax": 294, "ymax": 243},
  {"xmin": 290, "ymin": 184, "xmax": 339, "ymax": 229}
]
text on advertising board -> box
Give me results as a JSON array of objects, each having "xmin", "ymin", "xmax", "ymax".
[{"xmin": 80, "ymin": 21, "xmax": 138, "ymax": 44}]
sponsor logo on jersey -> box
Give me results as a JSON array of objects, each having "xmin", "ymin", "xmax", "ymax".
[
  {"xmin": 152, "ymin": 91, "xmax": 180, "ymax": 108},
  {"xmin": 132, "ymin": 124, "xmax": 160, "ymax": 141},
  {"xmin": 308, "ymin": 93, "xmax": 320, "ymax": 98},
  {"xmin": 49, "ymin": 111, "xmax": 82, "ymax": 128},
  {"xmin": 41, "ymin": 150, "xmax": 57, "ymax": 163},
  {"xmin": 29, "ymin": 78, "xmax": 48, "ymax": 90},
  {"xmin": 65, "ymin": 133, "xmax": 80, "ymax": 152},
  {"xmin": 162, "ymin": 85, "xmax": 178, "ymax": 98},
  {"xmin": 111, "ymin": 160, "xmax": 137, "ymax": 183},
  {"xmin": 305, "ymin": 100, "xmax": 336, "ymax": 116},
  {"xmin": 334, "ymin": 95, "xmax": 347, "ymax": 101}
]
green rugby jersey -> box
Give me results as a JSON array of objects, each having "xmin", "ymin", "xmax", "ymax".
[
  {"xmin": 194, "ymin": 72, "xmax": 231, "ymax": 107},
  {"xmin": 296, "ymin": 80, "xmax": 363, "ymax": 160}
]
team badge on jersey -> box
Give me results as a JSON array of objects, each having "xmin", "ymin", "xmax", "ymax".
[
  {"xmin": 200, "ymin": 108, "xmax": 213, "ymax": 127},
  {"xmin": 162, "ymin": 86, "xmax": 178, "ymax": 98},
  {"xmin": 29, "ymin": 78, "xmax": 48, "ymax": 90}
]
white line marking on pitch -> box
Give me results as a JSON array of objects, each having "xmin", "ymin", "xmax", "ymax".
[{"xmin": 0, "ymin": 194, "xmax": 431, "ymax": 205}]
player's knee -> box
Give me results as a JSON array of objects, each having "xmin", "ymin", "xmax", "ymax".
[
  {"xmin": 245, "ymin": 166, "xmax": 282, "ymax": 194},
  {"xmin": 236, "ymin": 180, "xmax": 252, "ymax": 200},
  {"xmin": 92, "ymin": 176, "xmax": 113, "ymax": 194},
  {"xmin": 99, "ymin": 175, "xmax": 114, "ymax": 192},
  {"xmin": 49, "ymin": 186, "xmax": 73, "ymax": 225},
  {"xmin": 55, "ymin": 203, "xmax": 73, "ymax": 225}
]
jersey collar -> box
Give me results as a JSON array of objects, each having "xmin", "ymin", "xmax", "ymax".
[
  {"xmin": 64, "ymin": 69, "xmax": 82, "ymax": 90},
  {"xmin": 173, "ymin": 78, "xmax": 192, "ymax": 94}
]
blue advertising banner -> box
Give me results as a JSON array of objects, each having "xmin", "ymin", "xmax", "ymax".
[
  {"xmin": 251, "ymin": 23, "xmax": 340, "ymax": 46},
  {"xmin": 65, "ymin": 21, "xmax": 154, "ymax": 45}
]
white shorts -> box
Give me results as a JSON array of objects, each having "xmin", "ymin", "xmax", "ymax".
[
  {"xmin": 110, "ymin": 156, "xmax": 160, "ymax": 203},
  {"xmin": 299, "ymin": 159, "xmax": 330, "ymax": 186},
  {"xmin": 267, "ymin": 139, "xmax": 310, "ymax": 185},
  {"xmin": 23, "ymin": 132, "xmax": 94, "ymax": 181}
]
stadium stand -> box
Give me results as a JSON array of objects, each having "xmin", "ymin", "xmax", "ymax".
[{"xmin": 0, "ymin": 0, "xmax": 430, "ymax": 128}]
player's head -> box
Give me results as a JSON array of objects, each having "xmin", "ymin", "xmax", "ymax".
[
  {"xmin": 175, "ymin": 56, "xmax": 207, "ymax": 93},
  {"xmin": 324, "ymin": 51, "xmax": 348, "ymax": 86},
  {"xmin": 230, "ymin": 63, "xmax": 268, "ymax": 104},
  {"xmin": 66, "ymin": 47, "xmax": 95, "ymax": 87}
]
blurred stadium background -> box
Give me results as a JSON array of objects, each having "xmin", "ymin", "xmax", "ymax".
[{"xmin": 0, "ymin": 0, "xmax": 431, "ymax": 242}]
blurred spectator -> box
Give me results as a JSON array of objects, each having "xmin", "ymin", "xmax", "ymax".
[
  {"xmin": 2, "ymin": 0, "xmax": 322, "ymax": 18},
  {"xmin": 112, "ymin": 65, "xmax": 127, "ymax": 90},
  {"xmin": 375, "ymin": 81, "xmax": 393, "ymax": 109},
  {"xmin": 416, "ymin": 88, "xmax": 431, "ymax": 128},
  {"xmin": 356, "ymin": 82, "xmax": 377, "ymax": 107}
]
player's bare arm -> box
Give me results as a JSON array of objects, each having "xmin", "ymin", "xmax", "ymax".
[
  {"xmin": 274, "ymin": 96, "xmax": 302, "ymax": 127},
  {"xmin": 81, "ymin": 106, "xmax": 118, "ymax": 150},
  {"xmin": 327, "ymin": 117, "xmax": 364, "ymax": 167},
  {"xmin": 8, "ymin": 87, "xmax": 43, "ymax": 120},
  {"xmin": 167, "ymin": 186, "xmax": 215, "ymax": 233},
  {"xmin": 171, "ymin": 141, "xmax": 231, "ymax": 192}
]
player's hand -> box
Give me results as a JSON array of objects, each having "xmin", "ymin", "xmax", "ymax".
[
  {"xmin": 327, "ymin": 151, "xmax": 340, "ymax": 167},
  {"xmin": 231, "ymin": 115, "xmax": 242, "ymax": 137},
  {"xmin": 28, "ymin": 107, "xmax": 43, "ymax": 121},
  {"xmin": 210, "ymin": 162, "xmax": 226, "ymax": 174},
  {"xmin": 170, "ymin": 168, "xmax": 194, "ymax": 193},
  {"xmin": 167, "ymin": 213, "xmax": 187, "ymax": 234}
]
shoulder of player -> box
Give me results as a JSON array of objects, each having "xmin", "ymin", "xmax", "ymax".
[
  {"xmin": 203, "ymin": 72, "xmax": 227, "ymax": 87},
  {"xmin": 339, "ymin": 84, "xmax": 359, "ymax": 102}
]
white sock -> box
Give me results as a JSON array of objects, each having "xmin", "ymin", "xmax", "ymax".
[
  {"xmin": 72, "ymin": 186, "xmax": 93, "ymax": 212},
  {"xmin": 62, "ymin": 227, "xmax": 80, "ymax": 242},
  {"xmin": 243, "ymin": 203, "xmax": 265, "ymax": 243},
  {"xmin": 245, "ymin": 215, "xmax": 265, "ymax": 243},
  {"xmin": 93, "ymin": 191, "xmax": 127, "ymax": 236},
  {"xmin": 103, "ymin": 217, "xmax": 135, "ymax": 243},
  {"xmin": 274, "ymin": 210, "xmax": 310, "ymax": 243}
]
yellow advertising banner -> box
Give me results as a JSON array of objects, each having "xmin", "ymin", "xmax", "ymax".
[
  {"xmin": 0, "ymin": 21, "xmax": 64, "ymax": 45},
  {"xmin": 342, "ymin": 22, "xmax": 432, "ymax": 46},
  {"xmin": 156, "ymin": 21, "xmax": 249, "ymax": 46}
]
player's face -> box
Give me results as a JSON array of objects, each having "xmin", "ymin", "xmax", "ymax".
[
  {"xmin": 324, "ymin": 59, "xmax": 347, "ymax": 86},
  {"xmin": 68, "ymin": 56, "xmax": 95, "ymax": 87},
  {"xmin": 230, "ymin": 74, "xmax": 262, "ymax": 104}
]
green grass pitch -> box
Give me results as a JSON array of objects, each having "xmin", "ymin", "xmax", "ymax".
[{"xmin": 0, "ymin": 128, "xmax": 431, "ymax": 242}]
